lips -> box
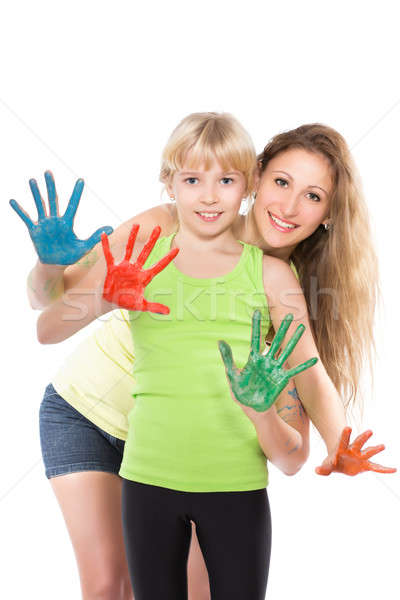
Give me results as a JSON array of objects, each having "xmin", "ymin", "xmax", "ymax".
[
  {"xmin": 268, "ymin": 211, "xmax": 299, "ymax": 232},
  {"xmin": 195, "ymin": 211, "xmax": 223, "ymax": 222}
]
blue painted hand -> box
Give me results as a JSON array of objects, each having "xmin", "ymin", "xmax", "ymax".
[{"xmin": 10, "ymin": 171, "xmax": 113, "ymax": 265}]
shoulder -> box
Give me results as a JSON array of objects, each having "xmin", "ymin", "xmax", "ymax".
[
  {"xmin": 262, "ymin": 254, "xmax": 303, "ymax": 307},
  {"xmin": 262, "ymin": 255, "xmax": 299, "ymax": 286},
  {"xmin": 114, "ymin": 203, "xmax": 178, "ymax": 245}
]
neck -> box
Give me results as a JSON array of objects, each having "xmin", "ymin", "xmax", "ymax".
[
  {"xmin": 173, "ymin": 225, "xmax": 241, "ymax": 253},
  {"xmin": 236, "ymin": 211, "xmax": 296, "ymax": 263}
]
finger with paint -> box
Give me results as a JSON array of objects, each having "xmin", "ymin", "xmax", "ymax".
[
  {"xmin": 315, "ymin": 427, "xmax": 397, "ymax": 476},
  {"xmin": 219, "ymin": 311, "xmax": 318, "ymax": 413},
  {"xmin": 101, "ymin": 224, "xmax": 179, "ymax": 314},
  {"xmin": 9, "ymin": 171, "xmax": 113, "ymax": 265}
]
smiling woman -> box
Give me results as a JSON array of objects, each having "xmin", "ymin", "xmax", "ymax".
[{"xmin": 244, "ymin": 123, "xmax": 378, "ymax": 428}]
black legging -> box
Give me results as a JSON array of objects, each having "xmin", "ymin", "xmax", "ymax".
[{"xmin": 122, "ymin": 480, "xmax": 272, "ymax": 600}]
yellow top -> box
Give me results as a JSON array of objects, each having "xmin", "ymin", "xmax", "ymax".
[{"xmin": 52, "ymin": 309, "xmax": 135, "ymax": 440}]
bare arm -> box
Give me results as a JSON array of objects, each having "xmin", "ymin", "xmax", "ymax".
[
  {"xmin": 251, "ymin": 380, "xmax": 309, "ymax": 476},
  {"xmin": 29, "ymin": 203, "xmax": 177, "ymax": 310},
  {"xmin": 274, "ymin": 379, "xmax": 310, "ymax": 460},
  {"xmin": 252, "ymin": 404, "xmax": 306, "ymax": 476},
  {"xmin": 263, "ymin": 255, "xmax": 346, "ymax": 455},
  {"xmin": 36, "ymin": 241, "xmax": 118, "ymax": 343}
]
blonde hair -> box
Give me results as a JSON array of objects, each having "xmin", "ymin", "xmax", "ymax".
[
  {"xmin": 257, "ymin": 123, "xmax": 378, "ymax": 421},
  {"xmin": 160, "ymin": 112, "xmax": 256, "ymax": 194}
]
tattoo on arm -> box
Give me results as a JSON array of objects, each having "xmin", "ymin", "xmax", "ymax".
[
  {"xmin": 277, "ymin": 385, "xmax": 307, "ymax": 425},
  {"xmin": 43, "ymin": 277, "xmax": 63, "ymax": 300},
  {"xmin": 284, "ymin": 438, "xmax": 300, "ymax": 454},
  {"xmin": 277, "ymin": 383, "xmax": 307, "ymax": 456},
  {"xmin": 27, "ymin": 272, "xmax": 37, "ymax": 294},
  {"xmin": 76, "ymin": 249, "xmax": 99, "ymax": 268}
]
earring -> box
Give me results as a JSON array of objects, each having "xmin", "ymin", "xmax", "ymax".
[
  {"xmin": 323, "ymin": 222, "xmax": 331, "ymax": 231},
  {"xmin": 170, "ymin": 195, "xmax": 175, "ymax": 202}
]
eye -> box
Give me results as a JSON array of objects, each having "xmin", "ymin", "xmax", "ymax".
[
  {"xmin": 275, "ymin": 178, "xmax": 288, "ymax": 187},
  {"xmin": 306, "ymin": 192, "xmax": 321, "ymax": 202},
  {"xmin": 220, "ymin": 177, "xmax": 234, "ymax": 184},
  {"xmin": 184, "ymin": 177, "xmax": 199, "ymax": 184}
]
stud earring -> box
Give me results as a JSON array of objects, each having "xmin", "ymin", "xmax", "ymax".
[
  {"xmin": 170, "ymin": 195, "xmax": 175, "ymax": 202},
  {"xmin": 323, "ymin": 222, "xmax": 331, "ymax": 231}
]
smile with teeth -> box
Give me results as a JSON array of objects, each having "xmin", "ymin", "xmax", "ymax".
[
  {"xmin": 268, "ymin": 211, "xmax": 298, "ymax": 230},
  {"xmin": 196, "ymin": 211, "xmax": 223, "ymax": 221}
]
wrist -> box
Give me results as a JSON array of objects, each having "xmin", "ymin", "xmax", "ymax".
[
  {"xmin": 251, "ymin": 405, "xmax": 278, "ymax": 431},
  {"xmin": 35, "ymin": 258, "xmax": 67, "ymax": 274}
]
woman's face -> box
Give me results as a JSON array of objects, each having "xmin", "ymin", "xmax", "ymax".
[{"xmin": 253, "ymin": 148, "xmax": 333, "ymax": 258}]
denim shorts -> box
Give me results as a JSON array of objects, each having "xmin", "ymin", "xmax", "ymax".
[{"xmin": 39, "ymin": 383, "xmax": 125, "ymax": 479}]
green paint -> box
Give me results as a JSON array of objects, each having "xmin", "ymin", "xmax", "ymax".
[
  {"xmin": 76, "ymin": 248, "xmax": 99, "ymax": 268},
  {"xmin": 218, "ymin": 311, "xmax": 318, "ymax": 413}
]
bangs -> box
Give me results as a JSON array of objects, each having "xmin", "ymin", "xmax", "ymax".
[{"xmin": 160, "ymin": 112, "xmax": 256, "ymax": 192}]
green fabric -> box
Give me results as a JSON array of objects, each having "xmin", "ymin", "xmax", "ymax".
[{"xmin": 119, "ymin": 234, "xmax": 270, "ymax": 492}]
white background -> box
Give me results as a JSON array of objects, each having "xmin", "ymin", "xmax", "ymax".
[{"xmin": 1, "ymin": 1, "xmax": 399, "ymax": 598}]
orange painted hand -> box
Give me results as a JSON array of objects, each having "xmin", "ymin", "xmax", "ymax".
[
  {"xmin": 315, "ymin": 427, "xmax": 397, "ymax": 476},
  {"xmin": 101, "ymin": 224, "xmax": 178, "ymax": 314}
]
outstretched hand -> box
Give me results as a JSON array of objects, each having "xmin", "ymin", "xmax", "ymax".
[
  {"xmin": 218, "ymin": 311, "xmax": 318, "ymax": 413},
  {"xmin": 316, "ymin": 427, "xmax": 397, "ymax": 476},
  {"xmin": 101, "ymin": 224, "xmax": 178, "ymax": 314},
  {"xmin": 9, "ymin": 171, "xmax": 113, "ymax": 265}
]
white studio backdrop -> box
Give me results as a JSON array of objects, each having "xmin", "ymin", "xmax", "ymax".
[{"xmin": 1, "ymin": 1, "xmax": 399, "ymax": 598}]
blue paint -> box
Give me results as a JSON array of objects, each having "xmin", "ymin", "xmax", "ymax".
[
  {"xmin": 10, "ymin": 171, "xmax": 113, "ymax": 265},
  {"xmin": 288, "ymin": 387, "xmax": 300, "ymax": 401}
]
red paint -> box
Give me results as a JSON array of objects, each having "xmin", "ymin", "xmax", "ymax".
[
  {"xmin": 315, "ymin": 427, "xmax": 397, "ymax": 476},
  {"xmin": 101, "ymin": 224, "xmax": 179, "ymax": 314}
]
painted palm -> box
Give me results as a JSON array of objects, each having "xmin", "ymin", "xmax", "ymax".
[
  {"xmin": 218, "ymin": 310, "xmax": 318, "ymax": 412},
  {"xmin": 10, "ymin": 171, "xmax": 113, "ymax": 264}
]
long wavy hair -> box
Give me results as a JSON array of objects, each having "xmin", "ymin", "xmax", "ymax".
[{"xmin": 257, "ymin": 124, "xmax": 379, "ymax": 420}]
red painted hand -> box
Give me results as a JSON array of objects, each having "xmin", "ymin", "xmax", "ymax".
[
  {"xmin": 316, "ymin": 427, "xmax": 397, "ymax": 476},
  {"xmin": 101, "ymin": 224, "xmax": 178, "ymax": 314}
]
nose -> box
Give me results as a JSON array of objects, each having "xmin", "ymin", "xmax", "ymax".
[
  {"xmin": 280, "ymin": 191, "xmax": 300, "ymax": 218},
  {"xmin": 200, "ymin": 183, "xmax": 219, "ymax": 205}
]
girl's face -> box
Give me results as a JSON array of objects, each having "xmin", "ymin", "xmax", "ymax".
[
  {"xmin": 167, "ymin": 156, "xmax": 247, "ymax": 239},
  {"xmin": 253, "ymin": 148, "xmax": 333, "ymax": 257}
]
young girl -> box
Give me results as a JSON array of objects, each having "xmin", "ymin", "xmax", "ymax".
[{"xmin": 12, "ymin": 114, "xmax": 394, "ymax": 599}]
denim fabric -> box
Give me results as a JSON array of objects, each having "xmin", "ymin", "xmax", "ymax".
[{"xmin": 39, "ymin": 383, "xmax": 125, "ymax": 479}]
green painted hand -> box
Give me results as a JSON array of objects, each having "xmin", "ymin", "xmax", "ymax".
[{"xmin": 218, "ymin": 311, "xmax": 318, "ymax": 413}]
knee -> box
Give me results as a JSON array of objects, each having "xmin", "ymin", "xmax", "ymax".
[{"xmin": 82, "ymin": 571, "xmax": 133, "ymax": 600}]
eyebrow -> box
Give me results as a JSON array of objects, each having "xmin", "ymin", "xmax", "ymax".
[
  {"xmin": 179, "ymin": 170, "xmax": 240, "ymax": 176},
  {"xmin": 271, "ymin": 170, "xmax": 328, "ymax": 195}
]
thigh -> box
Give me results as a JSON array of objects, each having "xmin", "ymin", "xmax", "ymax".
[
  {"xmin": 194, "ymin": 489, "xmax": 272, "ymax": 600},
  {"xmin": 51, "ymin": 471, "xmax": 132, "ymax": 598},
  {"xmin": 122, "ymin": 480, "xmax": 192, "ymax": 600}
]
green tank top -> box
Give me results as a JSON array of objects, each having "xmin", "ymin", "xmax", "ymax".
[{"xmin": 119, "ymin": 234, "xmax": 270, "ymax": 492}]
